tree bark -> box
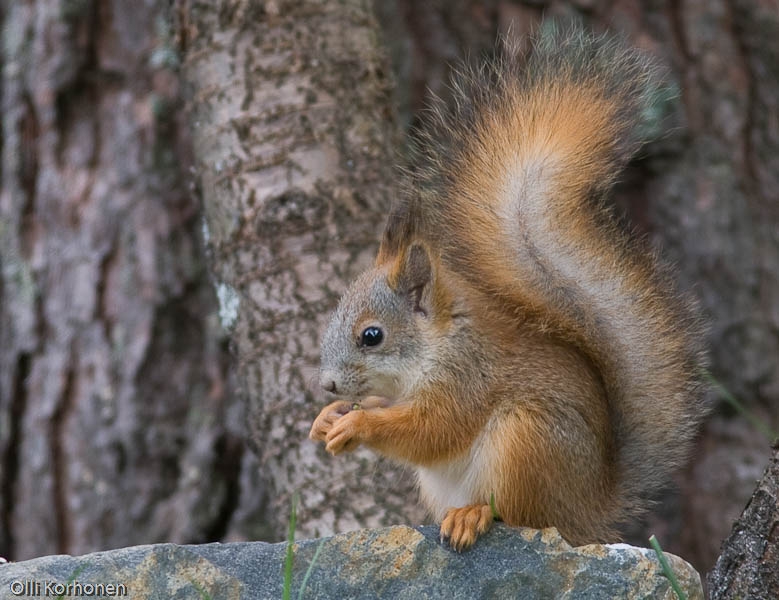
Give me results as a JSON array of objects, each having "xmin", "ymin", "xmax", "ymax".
[
  {"xmin": 0, "ymin": 0, "xmax": 241, "ymax": 560},
  {"xmin": 175, "ymin": 0, "xmax": 425, "ymax": 541},
  {"xmin": 707, "ymin": 444, "xmax": 779, "ymax": 600}
]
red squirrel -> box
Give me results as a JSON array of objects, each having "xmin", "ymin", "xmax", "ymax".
[{"xmin": 310, "ymin": 26, "xmax": 706, "ymax": 550}]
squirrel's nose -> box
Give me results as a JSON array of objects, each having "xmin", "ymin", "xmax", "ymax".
[{"xmin": 319, "ymin": 369, "xmax": 339, "ymax": 394}]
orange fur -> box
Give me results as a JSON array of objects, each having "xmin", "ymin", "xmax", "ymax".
[{"xmin": 312, "ymin": 25, "xmax": 706, "ymax": 550}]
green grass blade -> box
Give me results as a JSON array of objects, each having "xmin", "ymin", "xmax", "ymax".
[
  {"xmin": 703, "ymin": 370, "xmax": 779, "ymax": 440},
  {"xmin": 649, "ymin": 534, "xmax": 687, "ymax": 600},
  {"xmin": 283, "ymin": 493, "xmax": 299, "ymax": 600},
  {"xmin": 297, "ymin": 539, "xmax": 325, "ymax": 600},
  {"xmin": 57, "ymin": 563, "xmax": 88, "ymax": 600},
  {"xmin": 489, "ymin": 492, "xmax": 502, "ymax": 521}
]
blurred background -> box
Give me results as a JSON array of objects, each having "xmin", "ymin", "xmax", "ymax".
[{"xmin": 1, "ymin": 0, "xmax": 777, "ymax": 579}]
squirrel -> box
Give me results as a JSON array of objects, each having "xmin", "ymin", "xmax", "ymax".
[{"xmin": 309, "ymin": 25, "xmax": 706, "ymax": 551}]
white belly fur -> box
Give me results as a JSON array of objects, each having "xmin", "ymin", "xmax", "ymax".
[{"xmin": 415, "ymin": 430, "xmax": 493, "ymax": 521}]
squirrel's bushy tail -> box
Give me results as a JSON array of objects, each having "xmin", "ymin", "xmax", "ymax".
[{"xmin": 391, "ymin": 24, "xmax": 707, "ymax": 520}]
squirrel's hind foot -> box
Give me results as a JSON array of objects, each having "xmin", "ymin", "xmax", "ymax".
[{"xmin": 439, "ymin": 504, "xmax": 494, "ymax": 552}]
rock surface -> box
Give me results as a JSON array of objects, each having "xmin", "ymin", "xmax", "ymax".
[{"xmin": 0, "ymin": 525, "xmax": 702, "ymax": 599}]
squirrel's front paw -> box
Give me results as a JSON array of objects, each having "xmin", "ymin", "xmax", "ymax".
[
  {"xmin": 309, "ymin": 400, "xmax": 353, "ymax": 442},
  {"xmin": 325, "ymin": 410, "xmax": 368, "ymax": 455}
]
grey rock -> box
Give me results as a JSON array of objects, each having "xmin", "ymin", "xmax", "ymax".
[{"xmin": 0, "ymin": 525, "xmax": 702, "ymax": 599}]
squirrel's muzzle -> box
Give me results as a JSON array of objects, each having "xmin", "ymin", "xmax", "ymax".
[{"xmin": 319, "ymin": 371, "xmax": 339, "ymax": 395}]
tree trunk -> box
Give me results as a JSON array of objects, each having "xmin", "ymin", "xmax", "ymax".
[
  {"xmin": 0, "ymin": 0, "xmax": 244, "ymax": 560},
  {"xmin": 174, "ymin": 0, "xmax": 425, "ymax": 541},
  {"xmin": 707, "ymin": 444, "xmax": 779, "ymax": 600}
]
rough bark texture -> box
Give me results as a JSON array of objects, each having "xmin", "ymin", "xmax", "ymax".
[
  {"xmin": 0, "ymin": 0, "xmax": 243, "ymax": 560},
  {"xmin": 708, "ymin": 444, "xmax": 779, "ymax": 600},
  {"xmin": 175, "ymin": 0, "xmax": 425, "ymax": 542}
]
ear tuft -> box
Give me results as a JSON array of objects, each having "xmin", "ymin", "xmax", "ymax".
[
  {"xmin": 390, "ymin": 242, "xmax": 434, "ymax": 315},
  {"xmin": 403, "ymin": 244, "xmax": 432, "ymax": 292}
]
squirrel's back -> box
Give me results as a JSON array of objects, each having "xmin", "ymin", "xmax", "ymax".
[{"xmin": 379, "ymin": 25, "xmax": 707, "ymax": 519}]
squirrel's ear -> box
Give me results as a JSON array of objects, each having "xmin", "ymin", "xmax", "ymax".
[{"xmin": 390, "ymin": 242, "xmax": 435, "ymax": 316}]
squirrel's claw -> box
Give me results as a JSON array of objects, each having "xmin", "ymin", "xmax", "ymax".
[{"xmin": 439, "ymin": 504, "xmax": 493, "ymax": 552}]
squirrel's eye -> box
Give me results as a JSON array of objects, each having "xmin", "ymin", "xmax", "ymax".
[{"xmin": 360, "ymin": 326, "xmax": 384, "ymax": 347}]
